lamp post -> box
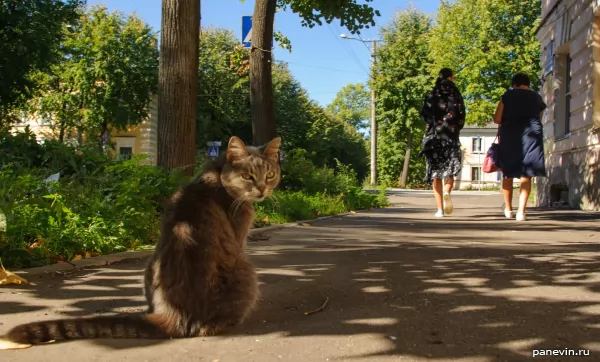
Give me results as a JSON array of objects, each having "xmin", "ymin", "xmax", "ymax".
[{"xmin": 340, "ymin": 34, "xmax": 382, "ymax": 186}]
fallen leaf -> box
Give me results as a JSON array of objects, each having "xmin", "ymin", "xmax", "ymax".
[
  {"xmin": 85, "ymin": 252, "xmax": 92, "ymax": 259},
  {"xmin": 0, "ymin": 258, "xmax": 29, "ymax": 286},
  {"xmin": 71, "ymin": 255, "xmax": 83, "ymax": 262},
  {"xmin": 350, "ymin": 211, "xmax": 356, "ymax": 214},
  {"xmin": 0, "ymin": 337, "xmax": 32, "ymax": 350},
  {"xmin": 262, "ymin": 216, "xmax": 269, "ymax": 223}
]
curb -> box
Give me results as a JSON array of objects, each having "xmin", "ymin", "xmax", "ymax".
[{"xmin": 12, "ymin": 209, "xmax": 374, "ymax": 278}]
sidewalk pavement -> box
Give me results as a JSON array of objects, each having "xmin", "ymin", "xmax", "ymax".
[{"xmin": 1, "ymin": 193, "xmax": 599, "ymax": 362}]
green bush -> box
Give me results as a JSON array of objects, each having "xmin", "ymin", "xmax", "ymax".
[
  {"xmin": 280, "ymin": 148, "xmax": 358, "ymax": 194},
  {"xmin": 0, "ymin": 130, "xmax": 388, "ymax": 269},
  {"xmin": 0, "ymin": 156, "xmax": 183, "ymax": 269}
]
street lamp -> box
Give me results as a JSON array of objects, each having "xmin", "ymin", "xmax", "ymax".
[{"xmin": 340, "ymin": 34, "xmax": 382, "ymax": 186}]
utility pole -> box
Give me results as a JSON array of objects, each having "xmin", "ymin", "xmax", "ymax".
[
  {"xmin": 369, "ymin": 39, "xmax": 377, "ymax": 186},
  {"xmin": 340, "ymin": 34, "xmax": 382, "ymax": 186}
]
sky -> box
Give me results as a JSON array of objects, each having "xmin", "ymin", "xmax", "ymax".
[{"xmin": 87, "ymin": 0, "xmax": 442, "ymax": 107}]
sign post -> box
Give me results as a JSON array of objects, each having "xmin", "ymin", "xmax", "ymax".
[
  {"xmin": 206, "ymin": 141, "xmax": 222, "ymax": 160},
  {"xmin": 242, "ymin": 16, "xmax": 252, "ymax": 48},
  {"xmin": 241, "ymin": 15, "xmax": 274, "ymax": 49}
]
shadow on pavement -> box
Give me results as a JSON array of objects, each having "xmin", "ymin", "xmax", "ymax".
[{"xmin": 1, "ymin": 202, "xmax": 599, "ymax": 361}]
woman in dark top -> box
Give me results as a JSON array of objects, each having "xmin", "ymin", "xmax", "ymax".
[
  {"xmin": 421, "ymin": 68, "xmax": 466, "ymax": 217},
  {"xmin": 493, "ymin": 73, "xmax": 546, "ymax": 221}
]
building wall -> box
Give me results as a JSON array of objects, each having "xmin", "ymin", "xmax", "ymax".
[
  {"xmin": 108, "ymin": 96, "xmax": 158, "ymax": 165},
  {"xmin": 11, "ymin": 97, "xmax": 158, "ymax": 166},
  {"xmin": 536, "ymin": 0, "xmax": 600, "ymax": 210}
]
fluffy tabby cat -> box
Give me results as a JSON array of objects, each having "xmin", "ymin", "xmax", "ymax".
[{"xmin": 0, "ymin": 136, "xmax": 281, "ymax": 349}]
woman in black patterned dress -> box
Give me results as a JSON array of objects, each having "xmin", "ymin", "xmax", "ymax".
[{"xmin": 420, "ymin": 68, "xmax": 466, "ymax": 217}]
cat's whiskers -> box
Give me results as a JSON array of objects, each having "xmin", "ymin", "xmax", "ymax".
[{"xmin": 229, "ymin": 196, "xmax": 248, "ymax": 217}]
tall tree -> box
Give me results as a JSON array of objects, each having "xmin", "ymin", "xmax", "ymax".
[
  {"xmin": 326, "ymin": 83, "xmax": 370, "ymax": 131},
  {"xmin": 249, "ymin": 0, "xmax": 278, "ymax": 146},
  {"xmin": 429, "ymin": 0, "xmax": 541, "ymax": 125},
  {"xmin": 249, "ymin": 0, "xmax": 380, "ymax": 146},
  {"xmin": 0, "ymin": 0, "xmax": 82, "ymax": 123},
  {"xmin": 158, "ymin": 0, "xmax": 200, "ymax": 175},
  {"xmin": 372, "ymin": 8, "xmax": 432, "ymax": 188},
  {"xmin": 26, "ymin": 6, "xmax": 159, "ymax": 145}
]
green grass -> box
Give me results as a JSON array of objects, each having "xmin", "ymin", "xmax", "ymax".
[
  {"xmin": 528, "ymin": 183, "xmax": 537, "ymax": 204},
  {"xmin": 254, "ymin": 188, "xmax": 389, "ymax": 227}
]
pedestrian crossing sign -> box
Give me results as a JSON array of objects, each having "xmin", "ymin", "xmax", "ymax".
[{"xmin": 208, "ymin": 146, "xmax": 219, "ymax": 159}]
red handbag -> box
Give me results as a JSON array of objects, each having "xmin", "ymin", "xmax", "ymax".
[{"xmin": 483, "ymin": 127, "xmax": 500, "ymax": 173}]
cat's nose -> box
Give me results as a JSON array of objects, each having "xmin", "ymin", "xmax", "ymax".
[{"xmin": 257, "ymin": 186, "xmax": 266, "ymax": 194}]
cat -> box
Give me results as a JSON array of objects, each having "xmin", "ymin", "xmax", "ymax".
[{"xmin": 0, "ymin": 136, "xmax": 282, "ymax": 349}]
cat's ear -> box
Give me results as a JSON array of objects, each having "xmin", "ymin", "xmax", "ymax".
[
  {"xmin": 261, "ymin": 137, "xmax": 281, "ymax": 162},
  {"xmin": 227, "ymin": 136, "xmax": 249, "ymax": 161}
]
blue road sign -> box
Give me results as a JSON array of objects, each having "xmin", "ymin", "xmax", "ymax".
[
  {"xmin": 242, "ymin": 16, "xmax": 252, "ymax": 48},
  {"xmin": 241, "ymin": 15, "xmax": 274, "ymax": 49},
  {"xmin": 208, "ymin": 146, "xmax": 219, "ymax": 159}
]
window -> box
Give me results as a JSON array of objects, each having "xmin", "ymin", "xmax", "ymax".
[
  {"xmin": 543, "ymin": 41, "xmax": 554, "ymax": 76},
  {"xmin": 118, "ymin": 147, "xmax": 133, "ymax": 160},
  {"xmin": 471, "ymin": 166, "xmax": 481, "ymax": 181},
  {"xmin": 564, "ymin": 54, "xmax": 571, "ymax": 136},
  {"xmin": 555, "ymin": 52, "xmax": 572, "ymax": 138},
  {"xmin": 472, "ymin": 137, "xmax": 482, "ymax": 153}
]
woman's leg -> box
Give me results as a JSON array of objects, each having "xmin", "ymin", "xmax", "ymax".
[
  {"xmin": 443, "ymin": 177, "xmax": 454, "ymax": 214},
  {"xmin": 433, "ymin": 178, "xmax": 444, "ymax": 216},
  {"xmin": 517, "ymin": 176, "xmax": 532, "ymax": 220},
  {"xmin": 502, "ymin": 176, "xmax": 514, "ymax": 217},
  {"xmin": 444, "ymin": 177, "xmax": 454, "ymax": 194}
]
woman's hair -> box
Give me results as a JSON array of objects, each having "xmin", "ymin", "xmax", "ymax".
[
  {"xmin": 435, "ymin": 68, "xmax": 454, "ymax": 86},
  {"xmin": 511, "ymin": 73, "xmax": 531, "ymax": 87}
]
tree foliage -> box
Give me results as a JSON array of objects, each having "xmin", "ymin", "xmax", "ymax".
[
  {"xmin": 0, "ymin": 0, "xmax": 82, "ymax": 121},
  {"xmin": 429, "ymin": 0, "xmax": 542, "ymax": 125},
  {"xmin": 195, "ymin": 29, "xmax": 369, "ymax": 180},
  {"xmin": 197, "ymin": 27, "xmax": 252, "ymax": 147},
  {"xmin": 27, "ymin": 5, "xmax": 159, "ymax": 144},
  {"xmin": 277, "ymin": 0, "xmax": 380, "ymax": 33},
  {"xmin": 247, "ymin": 0, "xmax": 381, "ymax": 147},
  {"xmin": 326, "ymin": 83, "xmax": 370, "ymax": 130},
  {"xmin": 372, "ymin": 8, "xmax": 432, "ymax": 187}
]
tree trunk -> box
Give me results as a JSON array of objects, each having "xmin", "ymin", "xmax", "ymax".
[
  {"xmin": 58, "ymin": 120, "xmax": 65, "ymax": 143},
  {"xmin": 157, "ymin": 0, "xmax": 200, "ymax": 176},
  {"xmin": 249, "ymin": 0, "xmax": 277, "ymax": 146},
  {"xmin": 399, "ymin": 129, "xmax": 413, "ymax": 188}
]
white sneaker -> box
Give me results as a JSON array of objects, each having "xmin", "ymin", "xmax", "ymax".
[
  {"xmin": 434, "ymin": 210, "xmax": 444, "ymax": 217},
  {"xmin": 443, "ymin": 192, "xmax": 453, "ymax": 215},
  {"xmin": 504, "ymin": 209, "xmax": 513, "ymax": 219},
  {"xmin": 516, "ymin": 212, "xmax": 526, "ymax": 221}
]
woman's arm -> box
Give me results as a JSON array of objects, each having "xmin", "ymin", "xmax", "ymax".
[{"xmin": 493, "ymin": 100, "xmax": 504, "ymax": 125}]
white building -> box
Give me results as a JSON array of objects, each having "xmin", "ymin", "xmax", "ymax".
[{"xmin": 455, "ymin": 122, "xmax": 506, "ymax": 189}]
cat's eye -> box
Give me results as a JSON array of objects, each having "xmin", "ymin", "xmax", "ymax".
[
  {"xmin": 242, "ymin": 173, "xmax": 252, "ymax": 180},
  {"xmin": 266, "ymin": 171, "xmax": 275, "ymax": 179}
]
